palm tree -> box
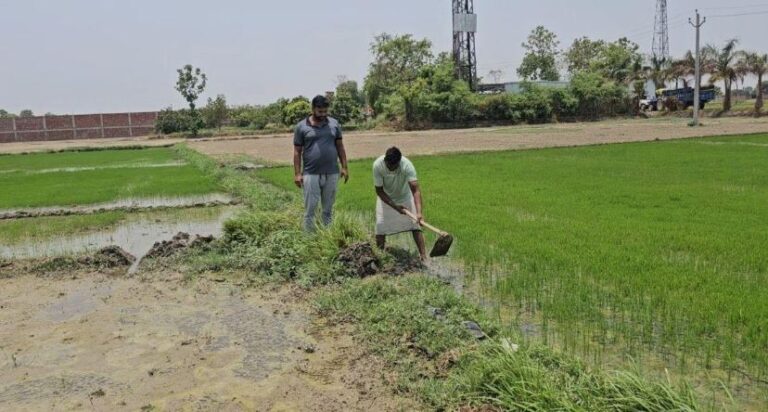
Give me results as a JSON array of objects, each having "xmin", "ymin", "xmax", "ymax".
[
  {"xmin": 644, "ymin": 55, "xmax": 670, "ymax": 90},
  {"xmin": 668, "ymin": 52, "xmax": 695, "ymax": 88},
  {"xmin": 737, "ymin": 52, "xmax": 767, "ymax": 114},
  {"xmin": 703, "ymin": 39, "xmax": 741, "ymax": 112}
]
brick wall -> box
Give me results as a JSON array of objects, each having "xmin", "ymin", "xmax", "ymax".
[{"xmin": 0, "ymin": 111, "xmax": 159, "ymax": 144}]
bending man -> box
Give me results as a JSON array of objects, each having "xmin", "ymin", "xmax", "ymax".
[{"xmin": 373, "ymin": 147, "xmax": 427, "ymax": 261}]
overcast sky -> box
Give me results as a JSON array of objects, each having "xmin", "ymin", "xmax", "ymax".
[{"xmin": 1, "ymin": 0, "xmax": 766, "ymax": 114}]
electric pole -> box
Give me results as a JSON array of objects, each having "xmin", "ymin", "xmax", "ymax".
[{"xmin": 689, "ymin": 9, "xmax": 706, "ymax": 126}]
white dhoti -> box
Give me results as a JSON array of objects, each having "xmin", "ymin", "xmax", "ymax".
[{"xmin": 375, "ymin": 196, "xmax": 421, "ymax": 236}]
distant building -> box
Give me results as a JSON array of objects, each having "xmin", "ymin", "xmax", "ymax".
[{"xmin": 477, "ymin": 81, "xmax": 569, "ymax": 94}]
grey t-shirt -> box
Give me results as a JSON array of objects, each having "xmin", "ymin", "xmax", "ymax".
[{"xmin": 293, "ymin": 117, "xmax": 342, "ymax": 175}]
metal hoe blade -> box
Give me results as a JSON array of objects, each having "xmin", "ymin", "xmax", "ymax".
[{"xmin": 430, "ymin": 234, "xmax": 454, "ymax": 257}]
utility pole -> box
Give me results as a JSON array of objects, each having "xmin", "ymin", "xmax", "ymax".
[{"xmin": 689, "ymin": 9, "xmax": 706, "ymax": 126}]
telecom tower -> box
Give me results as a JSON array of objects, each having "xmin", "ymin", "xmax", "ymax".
[
  {"xmin": 452, "ymin": 0, "xmax": 477, "ymax": 90},
  {"xmin": 652, "ymin": 0, "xmax": 670, "ymax": 61}
]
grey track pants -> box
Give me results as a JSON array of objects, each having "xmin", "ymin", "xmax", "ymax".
[{"xmin": 302, "ymin": 173, "xmax": 339, "ymax": 232}]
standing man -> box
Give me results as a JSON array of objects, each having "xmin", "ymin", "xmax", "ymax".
[
  {"xmin": 294, "ymin": 95, "xmax": 349, "ymax": 232},
  {"xmin": 373, "ymin": 147, "xmax": 428, "ymax": 261}
]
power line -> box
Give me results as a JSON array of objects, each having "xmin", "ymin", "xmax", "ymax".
[
  {"xmin": 700, "ymin": 3, "xmax": 768, "ymax": 11},
  {"xmin": 709, "ymin": 10, "xmax": 768, "ymax": 18}
]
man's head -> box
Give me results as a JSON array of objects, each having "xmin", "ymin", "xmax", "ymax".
[
  {"xmin": 384, "ymin": 147, "xmax": 402, "ymax": 171},
  {"xmin": 311, "ymin": 95, "xmax": 330, "ymax": 122}
]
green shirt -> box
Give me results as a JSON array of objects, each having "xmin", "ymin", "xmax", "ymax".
[{"xmin": 373, "ymin": 155, "xmax": 418, "ymax": 204}]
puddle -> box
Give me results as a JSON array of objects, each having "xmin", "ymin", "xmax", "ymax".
[
  {"xmin": 0, "ymin": 206, "xmax": 240, "ymax": 265},
  {"xmin": 0, "ymin": 193, "xmax": 238, "ymax": 219},
  {"xmin": 0, "ymin": 161, "xmax": 188, "ymax": 175}
]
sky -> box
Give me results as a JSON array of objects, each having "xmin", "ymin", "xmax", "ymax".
[{"xmin": 1, "ymin": 0, "xmax": 766, "ymax": 114}]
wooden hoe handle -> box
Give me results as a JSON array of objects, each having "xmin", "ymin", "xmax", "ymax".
[{"xmin": 402, "ymin": 209, "xmax": 446, "ymax": 236}]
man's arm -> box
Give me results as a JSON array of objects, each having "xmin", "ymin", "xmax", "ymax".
[
  {"xmin": 336, "ymin": 139, "xmax": 349, "ymax": 183},
  {"xmin": 376, "ymin": 187, "xmax": 406, "ymax": 215},
  {"xmin": 293, "ymin": 145, "xmax": 303, "ymax": 188},
  {"xmin": 409, "ymin": 181, "xmax": 423, "ymax": 223}
]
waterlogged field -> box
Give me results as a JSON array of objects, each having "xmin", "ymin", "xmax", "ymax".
[
  {"xmin": 260, "ymin": 133, "xmax": 768, "ymax": 405},
  {"xmin": 0, "ymin": 147, "xmax": 220, "ymax": 209}
]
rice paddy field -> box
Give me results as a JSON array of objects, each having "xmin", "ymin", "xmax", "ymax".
[
  {"xmin": 0, "ymin": 147, "xmax": 230, "ymax": 260},
  {"xmin": 259, "ymin": 133, "xmax": 768, "ymax": 406},
  {"xmin": 0, "ymin": 147, "xmax": 220, "ymax": 209}
]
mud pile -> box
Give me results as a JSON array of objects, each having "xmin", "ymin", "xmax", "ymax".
[
  {"xmin": 79, "ymin": 246, "xmax": 136, "ymax": 268},
  {"xmin": 144, "ymin": 232, "xmax": 215, "ymax": 259},
  {"xmin": 337, "ymin": 243, "xmax": 425, "ymax": 278},
  {"xmin": 338, "ymin": 242, "xmax": 380, "ymax": 277}
]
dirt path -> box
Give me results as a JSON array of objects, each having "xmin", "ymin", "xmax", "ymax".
[
  {"xmin": 190, "ymin": 117, "xmax": 768, "ymax": 164},
  {"xmin": 0, "ymin": 271, "xmax": 412, "ymax": 411}
]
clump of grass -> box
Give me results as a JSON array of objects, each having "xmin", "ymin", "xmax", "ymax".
[{"xmin": 317, "ymin": 275, "xmax": 699, "ymax": 411}]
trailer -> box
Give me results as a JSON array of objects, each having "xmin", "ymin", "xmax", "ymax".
[{"xmin": 640, "ymin": 86, "xmax": 716, "ymax": 111}]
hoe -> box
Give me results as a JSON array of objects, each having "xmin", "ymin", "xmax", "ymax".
[{"xmin": 403, "ymin": 209, "xmax": 454, "ymax": 257}]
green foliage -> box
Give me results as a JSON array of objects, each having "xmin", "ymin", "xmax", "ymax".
[
  {"xmin": 155, "ymin": 107, "xmax": 192, "ymax": 134},
  {"xmin": 570, "ymin": 71, "xmax": 629, "ymax": 119},
  {"xmin": 363, "ymin": 33, "xmax": 434, "ymax": 114},
  {"xmin": 316, "ymin": 275, "xmax": 697, "ymax": 411},
  {"xmin": 0, "ymin": 109, "xmax": 16, "ymax": 118},
  {"xmin": 517, "ymin": 26, "xmax": 561, "ymax": 81},
  {"xmin": 19, "ymin": 109, "xmax": 34, "ymax": 117},
  {"xmin": 331, "ymin": 81, "xmax": 364, "ymax": 123},
  {"xmin": 736, "ymin": 52, "xmax": 767, "ymax": 112},
  {"xmin": 565, "ymin": 37, "xmax": 607, "ymax": 74},
  {"xmin": 590, "ymin": 38, "xmax": 643, "ymax": 84},
  {"xmin": 282, "ymin": 97, "xmax": 311, "ymax": 126},
  {"xmin": 175, "ymin": 65, "xmax": 207, "ymax": 111},
  {"xmin": 202, "ymin": 94, "xmax": 229, "ymax": 129},
  {"xmin": 175, "ymin": 64, "xmax": 207, "ymax": 136},
  {"xmin": 704, "ymin": 39, "xmax": 741, "ymax": 111}
]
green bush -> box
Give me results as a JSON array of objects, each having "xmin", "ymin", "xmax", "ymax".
[
  {"xmin": 230, "ymin": 105, "xmax": 269, "ymax": 129},
  {"xmin": 476, "ymin": 94, "xmax": 515, "ymax": 122},
  {"xmin": 509, "ymin": 85, "xmax": 554, "ymax": 123},
  {"xmin": 282, "ymin": 97, "xmax": 311, "ymax": 126},
  {"xmin": 155, "ymin": 107, "xmax": 192, "ymax": 134}
]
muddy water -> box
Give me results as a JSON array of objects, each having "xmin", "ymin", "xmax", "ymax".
[
  {"xmin": 0, "ymin": 206, "xmax": 240, "ymax": 264},
  {"xmin": 0, "ymin": 193, "xmax": 238, "ymax": 219},
  {"xmin": 0, "ymin": 276, "xmax": 305, "ymax": 410}
]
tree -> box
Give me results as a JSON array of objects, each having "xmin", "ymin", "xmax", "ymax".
[
  {"xmin": 0, "ymin": 109, "xmax": 14, "ymax": 118},
  {"xmin": 19, "ymin": 109, "xmax": 34, "ymax": 117},
  {"xmin": 331, "ymin": 81, "xmax": 364, "ymax": 124},
  {"xmin": 642, "ymin": 55, "xmax": 671, "ymax": 90},
  {"xmin": 282, "ymin": 96, "xmax": 311, "ymax": 126},
  {"xmin": 591, "ymin": 38, "xmax": 643, "ymax": 84},
  {"xmin": 517, "ymin": 26, "xmax": 560, "ymax": 81},
  {"xmin": 736, "ymin": 52, "xmax": 767, "ymax": 114},
  {"xmin": 703, "ymin": 39, "xmax": 740, "ymax": 112},
  {"xmin": 175, "ymin": 64, "xmax": 207, "ymax": 135},
  {"xmin": 363, "ymin": 34, "xmax": 433, "ymax": 114},
  {"xmin": 565, "ymin": 37, "xmax": 606, "ymax": 74},
  {"xmin": 668, "ymin": 52, "xmax": 696, "ymax": 88},
  {"xmin": 487, "ymin": 69, "xmax": 504, "ymax": 83},
  {"xmin": 203, "ymin": 94, "xmax": 229, "ymax": 129}
]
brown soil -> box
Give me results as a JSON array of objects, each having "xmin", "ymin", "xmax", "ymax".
[
  {"xmin": 189, "ymin": 117, "xmax": 768, "ymax": 164},
  {"xmin": 0, "ymin": 267, "xmax": 415, "ymax": 411}
]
